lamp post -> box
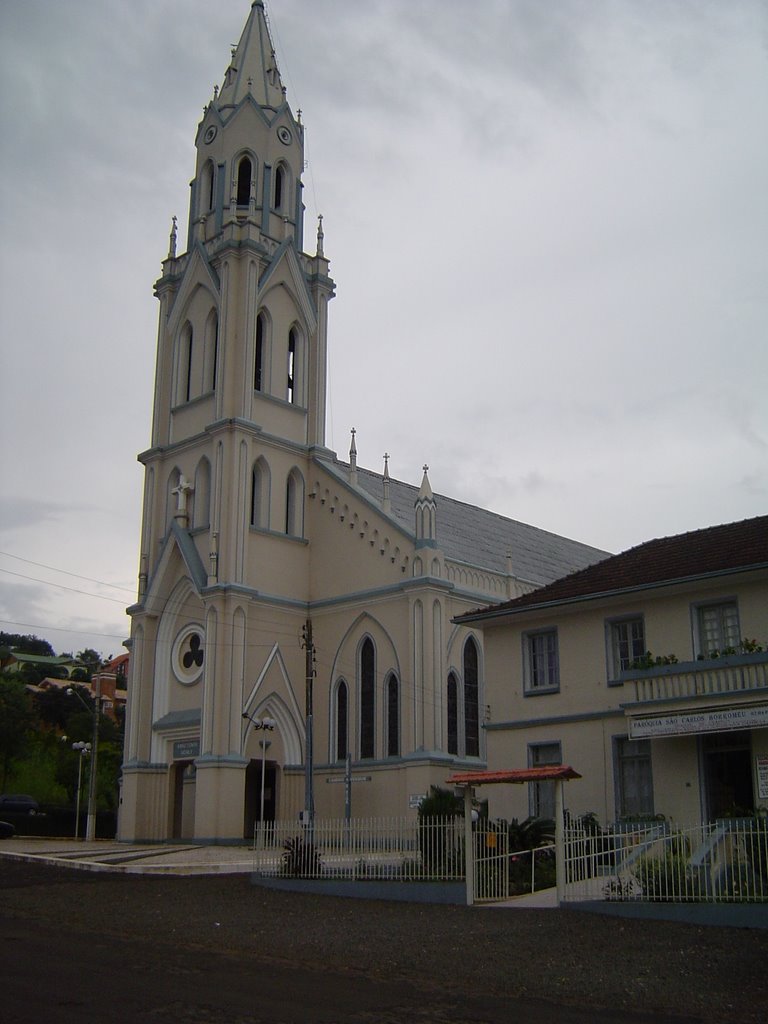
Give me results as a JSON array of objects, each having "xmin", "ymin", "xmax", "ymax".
[
  {"xmin": 67, "ymin": 679, "xmax": 100, "ymax": 842},
  {"xmin": 241, "ymin": 713, "xmax": 276, "ymax": 847},
  {"xmin": 71, "ymin": 741, "xmax": 91, "ymax": 839}
]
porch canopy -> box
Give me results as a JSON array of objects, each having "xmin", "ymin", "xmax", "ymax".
[{"xmin": 446, "ymin": 765, "xmax": 582, "ymax": 787}]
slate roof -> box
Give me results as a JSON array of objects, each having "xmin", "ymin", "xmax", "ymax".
[
  {"xmin": 458, "ymin": 515, "xmax": 768, "ymax": 622},
  {"xmin": 317, "ymin": 457, "xmax": 609, "ymax": 585}
]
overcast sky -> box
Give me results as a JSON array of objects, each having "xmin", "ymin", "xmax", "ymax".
[{"xmin": 1, "ymin": 0, "xmax": 766, "ymax": 659}]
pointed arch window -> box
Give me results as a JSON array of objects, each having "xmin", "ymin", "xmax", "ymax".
[
  {"xmin": 201, "ymin": 160, "xmax": 215, "ymax": 214},
  {"xmin": 236, "ymin": 156, "xmax": 252, "ymax": 207},
  {"xmin": 274, "ymin": 163, "xmax": 285, "ymax": 211},
  {"xmin": 254, "ymin": 312, "xmax": 266, "ymax": 392},
  {"xmin": 360, "ymin": 638, "xmax": 375, "ymax": 760},
  {"xmin": 386, "ymin": 673, "xmax": 400, "ymax": 757},
  {"xmin": 193, "ymin": 458, "xmax": 211, "ymax": 529},
  {"xmin": 204, "ymin": 309, "xmax": 218, "ymax": 393},
  {"xmin": 335, "ymin": 680, "xmax": 348, "ymax": 762},
  {"xmin": 251, "ymin": 458, "xmax": 270, "ymax": 529},
  {"xmin": 447, "ymin": 673, "xmax": 458, "ymax": 756},
  {"xmin": 285, "ymin": 468, "xmax": 304, "ymax": 537},
  {"xmin": 178, "ymin": 323, "xmax": 194, "ymax": 404},
  {"xmin": 463, "ymin": 637, "xmax": 480, "ymax": 758},
  {"xmin": 287, "ymin": 326, "xmax": 297, "ymax": 403}
]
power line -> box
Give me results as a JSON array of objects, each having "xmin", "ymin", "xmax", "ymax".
[
  {"xmin": 0, "ymin": 550, "xmax": 135, "ymax": 596},
  {"xmin": 0, "ymin": 568, "xmax": 129, "ymax": 606}
]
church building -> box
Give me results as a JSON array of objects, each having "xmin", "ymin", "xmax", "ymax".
[{"xmin": 119, "ymin": 1, "xmax": 607, "ymax": 843}]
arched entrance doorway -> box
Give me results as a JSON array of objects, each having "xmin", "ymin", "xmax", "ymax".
[
  {"xmin": 244, "ymin": 758, "xmax": 277, "ymax": 841},
  {"xmin": 171, "ymin": 760, "xmax": 196, "ymax": 839}
]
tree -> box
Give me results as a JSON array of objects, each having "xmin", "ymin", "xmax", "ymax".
[
  {"xmin": 0, "ymin": 632, "xmax": 55, "ymax": 657},
  {"xmin": 77, "ymin": 648, "xmax": 103, "ymax": 672},
  {"xmin": 0, "ymin": 675, "xmax": 36, "ymax": 789}
]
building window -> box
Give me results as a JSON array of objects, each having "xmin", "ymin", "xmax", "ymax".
[
  {"xmin": 178, "ymin": 323, "xmax": 194, "ymax": 404},
  {"xmin": 696, "ymin": 601, "xmax": 740, "ymax": 657},
  {"xmin": 200, "ymin": 160, "xmax": 215, "ymax": 214},
  {"xmin": 386, "ymin": 674, "xmax": 399, "ymax": 757},
  {"xmin": 254, "ymin": 313, "xmax": 265, "ymax": 392},
  {"xmin": 614, "ymin": 737, "xmax": 654, "ymax": 819},
  {"xmin": 251, "ymin": 458, "xmax": 270, "ymax": 529},
  {"xmin": 528, "ymin": 741, "xmax": 561, "ymax": 820},
  {"xmin": 335, "ymin": 680, "xmax": 348, "ymax": 762},
  {"xmin": 524, "ymin": 629, "xmax": 559, "ymax": 694},
  {"xmin": 285, "ymin": 468, "xmax": 304, "ymax": 537},
  {"xmin": 204, "ymin": 310, "xmax": 218, "ymax": 393},
  {"xmin": 607, "ymin": 617, "xmax": 645, "ymax": 681},
  {"xmin": 193, "ymin": 458, "xmax": 211, "ymax": 529},
  {"xmin": 274, "ymin": 163, "xmax": 285, "ymax": 210},
  {"xmin": 447, "ymin": 673, "xmax": 458, "ymax": 755},
  {"xmin": 463, "ymin": 637, "xmax": 479, "ymax": 757},
  {"xmin": 236, "ymin": 156, "xmax": 251, "ymax": 206},
  {"xmin": 287, "ymin": 327, "xmax": 297, "ymax": 403},
  {"xmin": 360, "ymin": 638, "xmax": 375, "ymax": 759}
]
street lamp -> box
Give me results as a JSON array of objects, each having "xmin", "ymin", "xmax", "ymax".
[
  {"xmin": 242, "ymin": 713, "xmax": 276, "ymax": 847},
  {"xmin": 71, "ymin": 741, "xmax": 91, "ymax": 839},
  {"xmin": 67, "ymin": 682, "xmax": 100, "ymax": 842}
]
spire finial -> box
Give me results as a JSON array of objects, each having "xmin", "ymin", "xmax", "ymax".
[
  {"xmin": 316, "ymin": 214, "xmax": 324, "ymax": 257},
  {"xmin": 168, "ymin": 215, "xmax": 178, "ymax": 259},
  {"xmin": 297, "ymin": 108, "xmax": 303, "ymax": 125},
  {"xmin": 382, "ymin": 454, "xmax": 391, "ymax": 512},
  {"xmin": 213, "ymin": 84, "xmax": 219, "ymax": 100}
]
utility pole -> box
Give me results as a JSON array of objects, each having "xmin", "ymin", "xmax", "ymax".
[{"xmin": 301, "ymin": 619, "xmax": 316, "ymax": 831}]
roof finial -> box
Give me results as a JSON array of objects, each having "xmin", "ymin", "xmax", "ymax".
[
  {"xmin": 213, "ymin": 84, "xmax": 219, "ymax": 100},
  {"xmin": 349, "ymin": 427, "xmax": 358, "ymax": 485},
  {"xmin": 316, "ymin": 214, "xmax": 324, "ymax": 257},
  {"xmin": 382, "ymin": 454, "xmax": 391, "ymax": 513},
  {"xmin": 297, "ymin": 108, "xmax": 303, "ymax": 125},
  {"xmin": 168, "ymin": 215, "xmax": 178, "ymax": 259}
]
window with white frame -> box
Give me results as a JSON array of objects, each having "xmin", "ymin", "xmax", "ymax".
[
  {"xmin": 614, "ymin": 737, "xmax": 653, "ymax": 819},
  {"xmin": 528, "ymin": 741, "xmax": 561, "ymax": 819},
  {"xmin": 607, "ymin": 616, "xmax": 645, "ymax": 681},
  {"xmin": 696, "ymin": 601, "xmax": 740, "ymax": 657},
  {"xmin": 524, "ymin": 629, "xmax": 559, "ymax": 694}
]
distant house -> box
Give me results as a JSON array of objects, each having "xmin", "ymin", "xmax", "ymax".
[
  {"xmin": 458, "ymin": 516, "xmax": 768, "ymax": 827},
  {"xmin": 6, "ymin": 652, "xmax": 83, "ymax": 679}
]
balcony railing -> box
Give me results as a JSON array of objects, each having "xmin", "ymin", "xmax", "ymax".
[{"xmin": 622, "ymin": 652, "xmax": 768, "ymax": 704}]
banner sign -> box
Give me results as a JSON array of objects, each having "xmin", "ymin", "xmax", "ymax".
[
  {"xmin": 629, "ymin": 704, "xmax": 768, "ymax": 740},
  {"xmin": 757, "ymin": 755, "xmax": 768, "ymax": 800}
]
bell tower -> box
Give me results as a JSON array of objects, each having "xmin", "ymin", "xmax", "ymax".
[{"xmin": 123, "ymin": 2, "xmax": 335, "ymax": 842}]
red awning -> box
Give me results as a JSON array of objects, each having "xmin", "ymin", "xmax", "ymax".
[{"xmin": 446, "ymin": 765, "xmax": 581, "ymax": 787}]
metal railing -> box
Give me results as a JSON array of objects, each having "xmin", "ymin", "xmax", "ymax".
[
  {"xmin": 563, "ymin": 818, "xmax": 768, "ymax": 903},
  {"xmin": 624, "ymin": 653, "xmax": 768, "ymax": 704},
  {"xmin": 252, "ymin": 815, "xmax": 465, "ymax": 881}
]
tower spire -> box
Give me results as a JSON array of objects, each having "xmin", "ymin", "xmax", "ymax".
[
  {"xmin": 349, "ymin": 427, "xmax": 358, "ymax": 485},
  {"xmin": 217, "ymin": 1, "xmax": 286, "ymax": 112}
]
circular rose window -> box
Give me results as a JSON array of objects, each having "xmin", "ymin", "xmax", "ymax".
[{"xmin": 172, "ymin": 624, "xmax": 205, "ymax": 685}]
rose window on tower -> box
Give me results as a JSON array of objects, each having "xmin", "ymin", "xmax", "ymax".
[{"xmin": 172, "ymin": 624, "xmax": 206, "ymax": 685}]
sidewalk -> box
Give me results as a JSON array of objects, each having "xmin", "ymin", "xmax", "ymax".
[{"xmin": 0, "ymin": 837, "xmax": 255, "ymax": 875}]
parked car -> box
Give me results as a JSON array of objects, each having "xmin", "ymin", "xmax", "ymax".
[
  {"xmin": 0, "ymin": 820, "xmax": 15, "ymax": 839},
  {"xmin": 0, "ymin": 794, "xmax": 39, "ymax": 815}
]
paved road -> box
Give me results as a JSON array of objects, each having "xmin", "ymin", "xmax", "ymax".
[{"xmin": 1, "ymin": 913, "xmax": 704, "ymax": 1024}]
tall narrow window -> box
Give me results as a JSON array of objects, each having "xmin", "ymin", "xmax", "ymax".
[
  {"xmin": 463, "ymin": 637, "xmax": 479, "ymax": 757},
  {"xmin": 179, "ymin": 323, "xmax": 193, "ymax": 403},
  {"xmin": 274, "ymin": 163, "xmax": 285, "ymax": 210},
  {"xmin": 287, "ymin": 327, "xmax": 297, "ymax": 403},
  {"xmin": 360, "ymin": 638, "xmax": 375, "ymax": 759},
  {"xmin": 251, "ymin": 459, "xmax": 269, "ymax": 529},
  {"xmin": 336, "ymin": 680, "xmax": 348, "ymax": 762},
  {"xmin": 528, "ymin": 742, "xmax": 562, "ymax": 820},
  {"xmin": 285, "ymin": 468, "xmax": 304, "ymax": 537},
  {"xmin": 204, "ymin": 310, "xmax": 218, "ymax": 393},
  {"xmin": 447, "ymin": 673, "xmax": 458, "ymax": 755},
  {"xmin": 524, "ymin": 629, "xmax": 559, "ymax": 694},
  {"xmin": 193, "ymin": 458, "xmax": 211, "ymax": 529},
  {"xmin": 615, "ymin": 737, "xmax": 654, "ymax": 818},
  {"xmin": 236, "ymin": 156, "xmax": 251, "ymax": 206},
  {"xmin": 386, "ymin": 674, "xmax": 399, "ymax": 757},
  {"xmin": 201, "ymin": 161, "xmax": 215, "ymax": 214},
  {"xmin": 254, "ymin": 313, "xmax": 265, "ymax": 392},
  {"xmin": 608, "ymin": 617, "xmax": 645, "ymax": 679}
]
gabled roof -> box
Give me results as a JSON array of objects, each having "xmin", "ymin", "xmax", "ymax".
[
  {"xmin": 317, "ymin": 456, "xmax": 609, "ymax": 585},
  {"xmin": 458, "ymin": 515, "xmax": 768, "ymax": 622}
]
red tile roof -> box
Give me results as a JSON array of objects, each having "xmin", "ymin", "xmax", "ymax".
[{"xmin": 459, "ymin": 515, "xmax": 768, "ymax": 622}]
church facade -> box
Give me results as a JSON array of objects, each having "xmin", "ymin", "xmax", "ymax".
[{"xmin": 119, "ymin": 2, "xmax": 606, "ymax": 843}]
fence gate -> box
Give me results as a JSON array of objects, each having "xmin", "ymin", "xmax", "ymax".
[{"xmin": 474, "ymin": 826, "xmax": 510, "ymax": 902}]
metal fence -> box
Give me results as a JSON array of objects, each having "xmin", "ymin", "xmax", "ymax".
[
  {"xmin": 252, "ymin": 815, "xmax": 465, "ymax": 881},
  {"xmin": 563, "ymin": 818, "xmax": 768, "ymax": 904}
]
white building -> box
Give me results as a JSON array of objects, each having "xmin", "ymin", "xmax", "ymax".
[
  {"xmin": 459, "ymin": 516, "xmax": 768, "ymax": 827},
  {"xmin": 118, "ymin": 2, "xmax": 606, "ymax": 843}
]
